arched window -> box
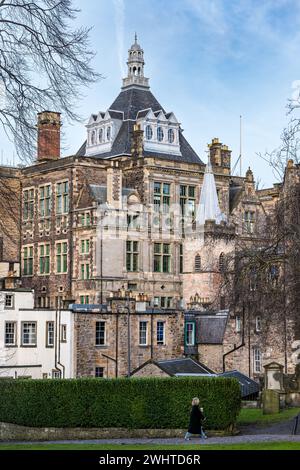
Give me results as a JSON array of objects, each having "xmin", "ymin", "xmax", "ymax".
[
  {"xmin": 91, "ymin": 130, "xmax": 96, "ymax": 145},
  {"xmin": 106, "ymin": 126, "xmax": 111, "ymax": 141},
  {"xmin": 168, "ymin": 128, "xmax": 175, "ymax": 143},
  {"xmin": 99, "ymin": 128, "xmax": 103, "ymax": 143},
  {"xmin": 145, "ymin": 125, "xmax": 153, "ymax": 140},
  {"xmin": 138, "ymin": 67, "xmax": 141, "ymax": 75},
  {"xmin": 194, "ymin": 254, "xmax": 201, "ymax": 272},
  {"xmin": 133, "ymin": 66, "xmax": 137, "ymax": 75},
  {"xmin": 157, "ymin": 127, "xmax": 164, "ymax": 142},
  {"xmin": 269, "ymin": 265, "xmax": 279, "ymax": 284},
  {"xmin": 219, "ymin": 252, "xmax": 225, "ymax": 272}
]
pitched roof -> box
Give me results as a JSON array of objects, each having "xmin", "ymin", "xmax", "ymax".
[
  {"xmin": 157, "ymin": 358, "xmax": 215, "ymax": 375},
  {"xmin": 219, "ymin": 370, "xmax": 260, "ymax": 398},
  {"xmin": 76, "ymin": 87, "xmax": 203, "ymax": 165}
]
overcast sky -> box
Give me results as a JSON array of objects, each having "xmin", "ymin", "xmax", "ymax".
[{"xmin": 2, "ymin": 0, "xmax": 300, "ymax": 187}]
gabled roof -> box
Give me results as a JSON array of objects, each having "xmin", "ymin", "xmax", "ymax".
[{"xmin": 130, "ymin": 358, "xmax": 215, "ymax": 377}]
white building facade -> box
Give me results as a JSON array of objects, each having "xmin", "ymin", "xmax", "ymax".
[{"xmin": 0, "ymin": 289, "xmax": 74, "ymax": 379}]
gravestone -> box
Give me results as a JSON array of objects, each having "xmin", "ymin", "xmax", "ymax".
[
  {"xmin": 264, "ymin": 362, "xmax": 284, "ymax": 391},
  {"xmin": 262, "ymin": 389, "xmax": 280, "ymax": 414}
]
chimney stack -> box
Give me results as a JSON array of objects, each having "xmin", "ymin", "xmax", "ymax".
[{"xmin": 37, "ymin": 111, "xmax": 61, "ymax": 161}]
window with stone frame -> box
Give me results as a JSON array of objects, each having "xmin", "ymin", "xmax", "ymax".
[
  {"xmin": 255, "ymin": 316, "xmax": 262, "ymax": 332},
  {"xmin": 23, "ymin": 188, "xmax": 35, "ymax": 221},
  {"xmin": 46, "ymin": 321, "xmax": 54, "ymax": 347},
  {"xmin": 80, "ymin": 212, "xmax": 91, "ymax": 226},
  {"xmin": 235, "ymin": 316, "xmax": 241, "ymax": 333},
  {"xmin": 139, "ymin": 321, "xmax": 148, "ymax": 346},
  {"xmin": 180, "ymin": 185, "xmax": 195, "ymax": 217},
  {"xmin": 244, "ymin": 210, "xmax": 255, "ymax": 234},
  {"xmin": 154, "ymin": 182, "xmax": 170, "ymax": 213},
  {"xmin": 253, "ymin": 348, "xmax": 262, "ymax": 373},
  {"xmin": 80, "ymin": 263, "xmax": 90, "ymax": 280},
  {"xmin": 81, "ymin": 239, "xmax": 90, "ymax": 254},
  {"xmin": 154, "ymin": 243, "xmax": 171, "ymax": 273},
  {"xmin": 39, "ymin": 184, "xmax": 51, "ymax": 218},
  {"xmin": 95, "ymin": 321, "xmax": 106, "ymax": 346},
  {"xmin": 21, "ymin": 322, "xmax": 37, "ymax": 346},
  {"xmin": 156, "ymin": 321, "xmax": 165, "ymax": 345},
  {"xmin": 5, "ymin": 322, "xmax": 17, "ymax": 346},
  {"xmin": 56, "ymin": 181, "xmax": 69, "ymax": 214},
  {"xmin": 80, "ymin": 295, "xmax": 90, "ymax": 305},
  {"xmin": 39, "ymin": 244, "xmax": 50, "ymax": 274},
  {"xmin": 23, "ymin": 246, "xmax": 33, "ymax": 276},
  {"xmin": 126, "ymin": 241, "xmax": 139, "ymax": 272},
  {"xmin": 179, "ymin": 244, "xmax": 183, "ymax": 274},
  {"xmin": 56, "ymin": 242, "xmax": 68, "ymax": 273}
]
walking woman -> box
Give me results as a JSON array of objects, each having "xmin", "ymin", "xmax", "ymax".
[{"xmin": 185, "ymin": 397, "xmax": 207, "ymax": 440}]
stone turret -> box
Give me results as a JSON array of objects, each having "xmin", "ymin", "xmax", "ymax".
[{"xmin": 122, "ymin": 34, "xmax": 150, "ymax": 90}]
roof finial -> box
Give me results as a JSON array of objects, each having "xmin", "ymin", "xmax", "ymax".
[{"xmin": 134, "ymin": 32, "xmax": 138, "ymax": 44}]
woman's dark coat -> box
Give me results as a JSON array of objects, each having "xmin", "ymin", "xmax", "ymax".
[{"xmin": 188, "ymin": 405, "xmax": 204, "ymax": 434}]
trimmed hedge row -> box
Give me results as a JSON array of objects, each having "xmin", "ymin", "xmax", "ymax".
[{"xmin": 0, "ymin": 377, "xmax": 241, "ymax": 430}]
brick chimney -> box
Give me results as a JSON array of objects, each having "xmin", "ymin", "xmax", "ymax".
[{"xmin": 37, "ymin": 111, "xmax": 61, "ymax": 161}]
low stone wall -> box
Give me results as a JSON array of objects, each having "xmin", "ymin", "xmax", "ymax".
[{"xmin": 0, "ymin": 422, "xmax": 232, "ymax": 441}]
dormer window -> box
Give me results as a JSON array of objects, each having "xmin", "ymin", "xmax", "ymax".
[
  {"xmin": 91, "ymin": 131, "xmax": 96, "ymax": 145},
  {"xmin": 157, "ymin": 127, "xmax": 164, "ymax": 142},
  {"xmin": 107, "ymin": 126, "xmax": 111, "ymax": 141},
  {"xmin": 145, "ymin": 125, "xmax": 153, "ymax": 140},
  {"xmin": 168, "ymin": 128, "xmax": 175, "ymax": 143},
  {"xmin": 99, "ymin": 128, "xmax": 103, "ymax": 143}
]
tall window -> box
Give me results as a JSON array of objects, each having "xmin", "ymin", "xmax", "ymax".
[
  {"xmin": 23, "ymin": 188, "xmax": 34, "ymax": 221},
  {"xmin": 95, "ymin": 321, "xmax": 106, "ymax": 346},
  {"xmin": 235, "ymin": 316, "xmax": 241, "ymax": 333},
  {"xmin": 269, "ymin": 265, "xmax": 279, "ymax": 285},
  {"xmin": 81, "ymin": 263, "xmax": 90, "ymax": 280},
  {"xmin": 250, "ymin": 268, "xmax": 257, "ymax": 291},
  {"xmin": 56, "ymin": 181, "xmax": 69, "ymax": 214},
  {"xmin": 253, "ymin": 348, "xmax": 262, "ymax": 373},
  {"xmin": 145, "ymin": 125, "xmax": 153, "ymax": 140},
  {"xmin": 99, "ymin": 128, "xmax": 103, "ymax": 143},
  {"xmin": 154, "ymin": 243, "xmax": 171, "ymax": 273},
  {"xmin": 5, "ymin": 294, "xmax": 14, "ymax": 309},
  {"xmin": 21, "ymin": 322, "xmax": 37, "ymax": 346},
  {"xmin": 244, "ymin": 211, "xmax": 255, "ymax": 233},
  {"xmin": 81, "ymin": 239, "xmax": 90, "ymax": 254},
  {"xmin": 255, "ymin": 316, "xmax": 262, "ymax": 332},
  {"xmin": 139, "ymin": 321, "xmax": 148, "ymax": 345},
  {"xmin": 157, "ymin": 321, "xmax": 165, "ymax": 345},
  {"xmin": 126, "ymin": 241, "xmax": 139, "ymax": 272},
  {"xmin": 46, "ymin": 322, "xmax": 54, "ymax": 347},
  {"xmin": 39, "ymin": 185, "xmax": 51, "ymax": 217},
  {"xmin": 60, "ymin": 324, "xmax": 67, "ymax": 342},
  {"xmin": 39, "ymin": 244, "xmax": 50, "ymax": 274},
  {"xmin": 180, "ymin": 185, "xmax": 195, "ymax": 217},
  {"xmin": 157, "ymin": 126, "xmax": 164, "ymax": 142},
  {"xmin": 56, "ymin": 242, "xmax": 68, "ymax": 273},
  {"xmin": 219, "ymin": 253, "xmax": 225, "ymax": 272},
  {"xmin": 179, "ymin": 244, "xmax": 183, "ymax": 274},
  {"xmin": 185, "ymin": 322, "xmax": 196, "ymax": 346},
  {"xmin": 168, "ymin": 128, "xmax": 175, "ymax": 143},
  {"xmin": 154, "ymin": 182, "xmax": 170, "ymax": 213},
  {"xmin": 107, "ymin": 126, "xmax": 111, "ymax": 140},
  {"xmin": 80, "ymin": 295, "xmax": 90, "ymax": 305},
  {"xmin": 5, "ymin": 322, "xmax": 16, "ymax": 346},
  {"xmin": 194, "ymin": 254, "xmax": 201, "ymax": 272},
  {"xmin": 23, "ymin": 246, "xmax": 34, "ymax": 276}
]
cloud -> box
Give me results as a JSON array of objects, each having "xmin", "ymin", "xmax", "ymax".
[{"xmin": 113, "ymin": 0, "xmax": 126, "ymax": 78}]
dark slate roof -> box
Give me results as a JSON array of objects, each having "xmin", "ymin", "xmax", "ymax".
[
  {"xmin": 219, "ymin": 370, "xmax": 260, "ymax": 398},
  {"xmin": 197, "ymin": 316, "xmax": 228, "ymax": 344},
  {"xmin": 157, "ymin": 358, "xmax": 215, "ymax": 375},
  {"xmin": 109, "ymin": 88, "xmax": 164, "ymax": 120},
  {"xmin": 76, "ymin": 87, "xmax": 203, "ymax": 165},
  {"xmin": 108, "ymin": 110, "xmax": 124, "ymax": 120}
]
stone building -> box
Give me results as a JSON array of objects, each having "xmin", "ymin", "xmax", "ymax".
[{"xmin": 0, "ymin": 36, "xmax": 299, "ymax": 380}]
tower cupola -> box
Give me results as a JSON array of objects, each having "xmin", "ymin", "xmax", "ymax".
[{"xmin": 122, "ymin": 34, "xmax": 149, "ymax": 90}]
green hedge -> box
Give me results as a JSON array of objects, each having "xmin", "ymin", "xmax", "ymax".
[{"xmin": 0, "ymin": 377, "xmax": 241, "ymax": 430}]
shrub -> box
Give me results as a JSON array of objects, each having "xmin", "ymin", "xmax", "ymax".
[{"xmin": 0, "ymin": 377, "xmax": 241, "ymax": 429}]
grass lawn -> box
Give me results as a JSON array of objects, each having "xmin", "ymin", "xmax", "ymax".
[
  {"xmin": 237, "ymin": 407, "xmax": 300, "ymax": 427},
  {"xmin": 0, "ymin": 442, "xmax": 300, "ymax": 450}
]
